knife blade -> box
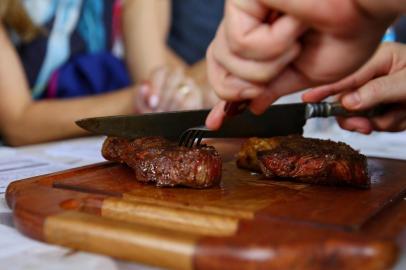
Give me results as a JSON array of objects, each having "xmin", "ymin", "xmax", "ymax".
[
  {"xmin": 76, "ymin": 109, "xmax": 211, "ymax": 139},
  {"xmin": 76, "ymin": 103, "xmax": 307, "ymax": 139},
  {"xmin": 76, "ymin": 102, "xmax": 383, "ymax": 140}
]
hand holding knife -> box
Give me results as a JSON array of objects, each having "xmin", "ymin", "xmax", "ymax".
[{"xmin": 222, "ymin": 11, "xmax": 282, "ymax": 121}]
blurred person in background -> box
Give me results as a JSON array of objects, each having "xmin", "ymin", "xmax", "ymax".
[
  {"xmin": 0, "ymin": 0, "xmax": 204, "ymax": 146},
  {"xmin": 126, "ymin": 0, "xmax": 223, "ymax": 109}
]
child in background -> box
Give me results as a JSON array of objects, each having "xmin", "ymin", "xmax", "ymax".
[{"xmin": 0, "ymin": 0, "xmax": 203, "ymax": 146}]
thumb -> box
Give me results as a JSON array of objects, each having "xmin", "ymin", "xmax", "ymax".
[{"xmin": 341, "ymin": 69, "xmax": 406, "ymax": 110}]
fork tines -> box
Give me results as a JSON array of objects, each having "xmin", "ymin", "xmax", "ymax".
[{"xmin": 178, "ymin": 126, "xmax": 209, "ymax": 148}]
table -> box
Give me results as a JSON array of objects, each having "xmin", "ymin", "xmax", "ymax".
[
  {"xmin": 0, "ymin": 136, "xmax": 161, "ymax": 270},
  {"xmin": 1, "ymin": 133, "xmax": 406, "ymax": 270}
]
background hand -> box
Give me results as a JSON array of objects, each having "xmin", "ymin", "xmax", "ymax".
[
  {"xmin": 303, "ymin": 43, "xmax": 406, "ymax": 133},
  {"xmin": 133, "ymin": 68, "xmax": 205, "ymax": 114}
]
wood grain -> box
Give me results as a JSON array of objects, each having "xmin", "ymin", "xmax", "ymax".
[
  {"xmin": 102, "ymin": 198, "xmax": 239, "ymax": 236},
  {"xmin": 194, "ymin": 218, "xmax": 398, "ymax": 270},
  {"xmin": 53, "ymin": 160, "xmax": 406, "ymax": 230},
  {"xmin": 5, "ymin": 139, "xmax": 406, "ymax": 269},
  {"xmin": 45, "ymin": 211, "xmax": 198, "ymax": 270}
]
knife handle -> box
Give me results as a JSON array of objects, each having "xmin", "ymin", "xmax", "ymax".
[
  {"xmin": 224, "ymin": 100, "xmax": 250, "ymax": 117},
  {"xmin": 305, "ymin": 102, "xmax": 389, "ymax": 119},
  {"xmin": 224, "ymin": 11, "xmax": 281, "ymax": 118}
]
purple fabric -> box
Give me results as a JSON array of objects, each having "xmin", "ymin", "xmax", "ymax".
[{"xmin": 46, "ymin": 52, "xmax": 131, "ymax": 98}]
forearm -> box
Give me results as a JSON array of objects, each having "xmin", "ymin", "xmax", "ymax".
[
  {"xmin": 123, "ymin": 0, "xmax": 172, "ymax": 81},
  {"xmin": 357, "ymin": 0, "xmax": 406, "ymax": 19},
  {"xmin": 2, "ymin": 89, "xmax": 133, "ymax": 146},
  {"xmin": 0, "ymin": 22, "xmax": 136, "ymax": 146}
]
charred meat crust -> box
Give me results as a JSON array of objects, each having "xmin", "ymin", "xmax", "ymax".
[
  {"xmin": 237, "ymin": 136, "xmax": 370, "ymax": 188},
  {"xmin": 236, "ymin": 137, "xmax": 281, "ymax": 172},
  {"xmin": 102, "ymin": 137, "xmax": 222, "ymax": 188}
]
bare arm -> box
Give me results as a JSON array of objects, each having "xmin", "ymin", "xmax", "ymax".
[
  {"xmin": 123, "ymin": 0, "xmax": 186, "ymax": 81},
  {"xmin": 0, "ymin": 24, "xmax": 134, "ymax": 146},
  {"xmin": 121, "ymin": 0, "xmax": 217, "ymax": 108}
]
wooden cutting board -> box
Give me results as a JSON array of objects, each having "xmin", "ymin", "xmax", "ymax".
[{"xmin": 6, "ymin": 139, "xmax": 406, "ymax": 270}]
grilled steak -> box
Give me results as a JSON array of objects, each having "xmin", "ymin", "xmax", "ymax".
[
  {"xmin": 236, "ymin": 137, "xmax": 281, "ymax": 172},
  {"xmin": 102, "ymin": 137, "xmax": 222, "ymax": 188},
  {"xmin": 237, "ymin": 136, "xmax": 370, "ymax": 188}
]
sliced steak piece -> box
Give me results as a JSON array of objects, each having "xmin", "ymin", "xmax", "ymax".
[
  {"xmin": 237, "ymin": 136, "xmax": 370, "ymax": 188},
  {"xmin": 102, "ymin": 137, "xmax": 222, "ymax": 188}
]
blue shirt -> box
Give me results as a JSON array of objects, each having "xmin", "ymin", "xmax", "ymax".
[
  {"xmin": 395, "ymin": 16, "xmax": 406, "ymax": 43},
  {"xmin": 168, "ymin": 0, "xmax": 224, "ymax": 65}
]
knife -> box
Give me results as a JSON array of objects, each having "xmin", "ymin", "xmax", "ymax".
[{"xmin": 76, "ymin": 102, "xmax": 382, "ymax": 139}]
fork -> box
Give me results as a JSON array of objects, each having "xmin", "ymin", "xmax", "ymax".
[
  {"xmin": 178, "ymin": 11, "xmax": 280, "ymax": 148},
  {"xmin": 178, "ymin": 125, "xmax": 210, "ymax": 147},
  {"xmin": 178, "ymin": 101, "xmax": 249, "ymax": 147}
]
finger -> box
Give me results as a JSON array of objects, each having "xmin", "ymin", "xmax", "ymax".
[
  {"xmin": 149, "ymin": 67, "xmax": 168, "ymax": 109},
  {"xmin": 221, "ymin": 74, "xmax": 266, "ymax": 100},
  {"xmin": 214, "ymin": 24, "xmax": 301, "ymax": 82},
  {"xmin": 341, "ymin": 70, "xmax": 406, "ymax": 110},
  {"xmin": 159, "ymin": 68, "xmax": 184, "ymax": 111},
  {"xmin": 302, "ymin": 84, "xmax": 357, "ymax": 103},
  {"xmin": 134, "ymin": 83, "xmax": 153, "ymax": 114},
  {"xmin": 337, "ymin": 106, "xmax": 406, "ymax": 133},
  {"xmin": 227, "ymin": 2, "xmax": 306, "ymax": 60},
  {"xmin": 336, "ymin": 117, "xmax": 374, "ymax": 134},
  {"xmin": 302, "ymin": 73, "xmax": 367, "ymax": 103},
  {"xmin": 302, "ymin": 44, "xmax": 394, "ymax": 102},
  {"xmin": 249, "ymin": 67, "xmax": 313, "ymax": 114},
  {"xmin": 207, "ymin": 42, "xmax": 266, "ymax": 101},
  {"xmin": 369, "ymin": 107, "xmax": 406, "ymax": 132},
  {"xmin": 205, "ymin": 101, "xmax": 227, "ymax": 130},
  {"xmin": 230, "ymin": 0, "xmax": 268, "ymax": 19}
]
